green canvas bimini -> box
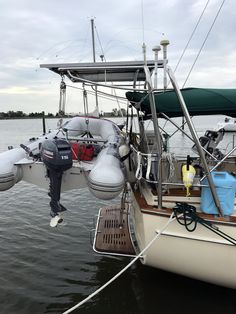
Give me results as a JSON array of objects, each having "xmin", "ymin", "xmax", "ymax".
[{"xmin": 126, "ymin": 88, "xmax": 236, "ymax": 118}]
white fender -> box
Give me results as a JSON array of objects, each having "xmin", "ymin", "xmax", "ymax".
[
  {"xmin": 65, "ymin": 116, "xmax": 125, "ymax": 199},
  {"xmin": 0, "ymin": 148, "xmax": 26, "ymax": 191},
  {"xmin": 0, "ymin": 130, "xmax": 59, "ymax": 191},
  {"xmin": 88, "ymin": 146, "xmax": 125, "ymax": 200}
]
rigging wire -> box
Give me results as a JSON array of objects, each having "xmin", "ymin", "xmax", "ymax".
[
  {"xmin": 95, "ymin": 25, "xmax": 106, "ymax": 61},
  {"xmin": 90, "ymin": 85, "xmax": 127, "ymax": 102},
  {"xmin": 55, "ymin": 41, "xmax": 86, "ymax": 59},
  {"xmin": 66, "ymin": 84, "xmax": 127, "ymax": 104},
  {"xmin": 110, "ymin": 85, "xmax": 125, "ymax": 121},
  {"xmin": 174, "ymin": 0, "xmax": 211, "ymax": 74},
  {"xmin": 36, "ymin": 40, "xmax": 75, "ymax": 60},
  {"xmin": 182, "ymin": 0, "xmax": 226, "ymax": 88},
  {"xmin": 141, "ymin": 0, "xmax": 145, "ymax": 43},
  {"xmin": 94, "ymin": 22, "xmax": 128, "ymax": 118},
  {"xmin": 36, "ymin": 25, "xmax": 91, "ymax": 61},
  {"xmin": 87, "ymin": 20, "xmax": 127, "ymax": 117}
]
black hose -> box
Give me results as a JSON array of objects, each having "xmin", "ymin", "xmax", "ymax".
[
  {"xmin": 173, "ymin": 202, "xmax": 197, "ymax": 232},
  {"xmin": 173, "ymin": 202, "xmax": 236, "ymax": 245}
]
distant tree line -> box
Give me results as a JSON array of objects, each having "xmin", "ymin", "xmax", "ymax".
[
  {"xmin": 0, "ymin": 111, "xmax": 58, "ymax": 119},
  {"xmin": 0, "ymin": 108, "xmax": 129, "ymax": 119},
  {"xmin": 101, "ymin": 108, "xmax": 127, "ymax": 117}
]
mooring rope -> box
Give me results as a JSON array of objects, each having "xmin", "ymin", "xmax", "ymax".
[
  {"xmin": 62, "ymin": 212, "xmax": 177, "ymax": 314},
  {"xmin": 173, "ymin": 202, "xmax": 236, "ymax": 245}
]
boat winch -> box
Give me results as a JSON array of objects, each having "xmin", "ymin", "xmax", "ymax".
[{"xmin": 40, "ymin": 138, "xmax": 72, "ymax": 218}]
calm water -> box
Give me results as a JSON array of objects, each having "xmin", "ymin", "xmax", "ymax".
[{"xmin": 0, "ymin": 118, "xmax": 236, "ymax": 314}]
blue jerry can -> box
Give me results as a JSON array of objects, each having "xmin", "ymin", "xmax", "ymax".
[{"xmin": 201, "ymin": 171, "xmax": 236, "ymax": 216}]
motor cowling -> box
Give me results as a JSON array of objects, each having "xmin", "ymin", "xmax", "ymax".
[
  {"xmin": 40, "ymin": 138, "xmax": 73, "ymax": 222},
  {"xmin": 40, "ymin": 138, "xmax": 72, "ymax": 172}
]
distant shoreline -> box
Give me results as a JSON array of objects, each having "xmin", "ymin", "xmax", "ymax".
[
  {"xmin": 0, "ymin": 115, "xmax": 132, "ymax": 120},
  {"xmin": 0, "ymin": 116, "xmax": 59, "ymax": 120}
]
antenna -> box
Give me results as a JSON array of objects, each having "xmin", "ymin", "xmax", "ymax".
[
  {"xmin": 152, "ymin": 45, "xmax": 161, "ymax": 89},
  {"xmin": 160, "ymin": 39, "xmax": 170, "ymax": 90},
  {"xmin": 90, "ymin": 18, "xmax": 99, "ymax": 112},
  {"xmin": 90, "ymin": 18, "xmax": 96, "ymax": 62},
  {"xmin": 141, "ymin": 0, "xmax": 145, "ymax": 43},
  {"xmin": 142, "ymin": 43, "xmax": 147, "ymax": 65}
]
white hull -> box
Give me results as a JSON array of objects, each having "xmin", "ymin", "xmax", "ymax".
[
  {"xmin": 20, "ymin": 160, "xmax": 88, "ymax": 191},
  {"xmin": 130, "ymin": 187, "xmax": 236, "ymax": 289}
]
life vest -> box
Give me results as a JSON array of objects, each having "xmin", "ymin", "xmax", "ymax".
[{"xmin": 71, "ymin": 142, "xmax": 94, "ymax": 161}]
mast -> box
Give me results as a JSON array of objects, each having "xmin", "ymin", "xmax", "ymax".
[
  {"xmin": 90, "ymin": 18, "xmax": 99, "ymax": 112},
  {"xmin": 91, "ymin": 18, "xmax": 96, "ymax": 63}
]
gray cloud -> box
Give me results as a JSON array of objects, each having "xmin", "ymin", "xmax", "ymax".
[{"xmin": 0, "ymin": 0, "xmax": 235, "ymax": 114}]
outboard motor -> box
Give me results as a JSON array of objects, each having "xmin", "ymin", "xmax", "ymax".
[
  {"xmin": 192, "ymin": 129, "xmax": 224, "ymax": 159},
  {"xmin": 40, "ymin": 138, "xmax": 72, "ymax": 226}
]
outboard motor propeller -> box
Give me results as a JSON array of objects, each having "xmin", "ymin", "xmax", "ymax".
[{"xmin": 40, "ymin": 138, "xmax": 72, "ymax": 226}]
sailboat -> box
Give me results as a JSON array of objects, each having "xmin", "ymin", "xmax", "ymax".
[{"xmin": 1, "ymin": 34, "xmax": 236, "ymax": 288}]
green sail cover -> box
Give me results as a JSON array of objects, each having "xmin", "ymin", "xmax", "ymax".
[{"xmin": 126, "ymin": 88, "xmax": 236, "ymax": 118}]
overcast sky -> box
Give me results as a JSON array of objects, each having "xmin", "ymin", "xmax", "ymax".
[{"xmin": 0, "ymin": 0, "xmax": 235, "ymax": 114}]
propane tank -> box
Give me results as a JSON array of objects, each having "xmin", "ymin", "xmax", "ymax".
[{"xmin": 182, "ymin": 155, "xmax": 196, "ymax": 196}]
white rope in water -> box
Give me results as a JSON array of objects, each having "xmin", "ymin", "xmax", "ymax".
[{"xmin": 62, "ymin": 212, "xmax": 176, "ymax": 314}]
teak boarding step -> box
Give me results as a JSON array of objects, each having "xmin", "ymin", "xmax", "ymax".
[{"xmin": 94, "ymin": 205, "xmax": 136, "ymax": 256}]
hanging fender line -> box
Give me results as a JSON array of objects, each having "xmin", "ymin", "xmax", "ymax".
[
  {"xmin": 135, "ymin": 151, "xmax": 142, "ymax": 180},
  {"xmin": 145, "ymin": 154, "xmax": 152, "ymax": 180},
  {"xmin": 120, "ymin": 148, "xmax": 132, "ymax": 162},
  {"xmin": 130, "ymin": 145, "xmax": 159, "ymax": 182},
  {"xmin": 128, "ymin": 106, "xmax": 134, "ymax": 172},
  {"xmin": 173, "ymin": 202, "xmax": 236, "ymax": 245}
]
